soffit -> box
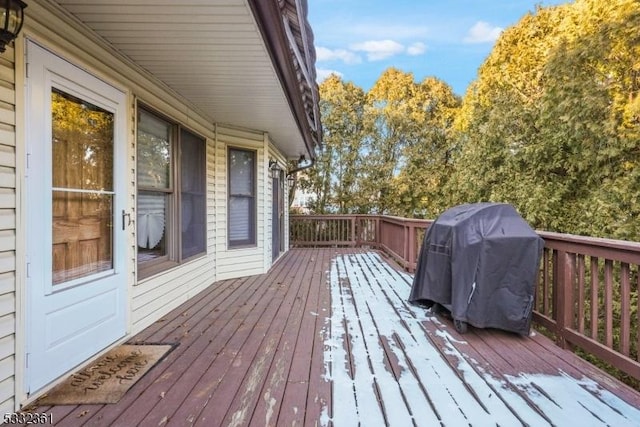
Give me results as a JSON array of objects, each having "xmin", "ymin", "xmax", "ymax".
[{"xmin": 54, "ymin": 0, "xmax": 309, "ymax": 158}]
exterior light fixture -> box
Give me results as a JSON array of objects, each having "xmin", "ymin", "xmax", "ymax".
[
  {"xmin": 287, "ymin": 172, "xmax": 296, "ymax": 188},
  {"xmin": 0, "ymin": 0, "xmax": 27, "ymax": 53},
  {"xmin": 268, "ymin": 159, "xmax": 281, "ymax": 179}
]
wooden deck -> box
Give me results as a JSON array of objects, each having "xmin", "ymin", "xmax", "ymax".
[{"xmin": 26, "ymin": 248, "xmax": 640, "ymax": 426}]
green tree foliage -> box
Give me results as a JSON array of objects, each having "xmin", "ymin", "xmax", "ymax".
[
  {"xmin": 391, "ymin": 77, "xmax": 460, "ymax": 218},
  {"xmin": 362, "ymin": 68, "xmax": 428, "ymax": 214},
  {"xmin": 299, "ymin": 74, "xmax": 366, "ymax": 213},
  {"xmin": 449, "ymin": 0, "xmax": 640, "ymax": 240},
  {"xmin": 306, "ymin": 0, "xmax": 638, "ymax": 242},
  {"xmin": 304, "ymin": 70, "xmax": 460, "ymax": 216},
  {"xmin": 537, "ymin": 0, "xmax": 640, "ymax": 239}
]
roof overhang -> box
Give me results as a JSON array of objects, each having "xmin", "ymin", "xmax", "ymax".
[{"xmin": 51, "ymin": 0, "xmax": 321, "ymax": 160}]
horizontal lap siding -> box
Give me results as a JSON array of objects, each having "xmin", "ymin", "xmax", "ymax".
[
  {"xmin": 0, "ymin": 46, "xmax": 16, "ymax": 413},
  {"xmin": 131, "ymin": 137, "xmax": 217, "ymax": 334},
  {"xmin": 23, "ymin": 4, "xmax": 221, "ymax": 343},
  {"xmin": 215, "ymin": 126, "xmax": 267, "ymax": 280},
  {"xmin": 12, "ymin": 3, "xmax": 295, "ymax": 408}
]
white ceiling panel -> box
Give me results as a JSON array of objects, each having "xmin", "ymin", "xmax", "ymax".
[{"xmin": 54, "ymin": 0, "xmax": 309, "ymax": 158}]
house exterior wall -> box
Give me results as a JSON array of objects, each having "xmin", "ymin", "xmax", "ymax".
[
  {"xmin": 0, "ymin": 2, "xmax": 292, "ymax": 410},
  {"xmin": 0, "ymin": 44, "xmax": 17, "ymax": 414},
  {"xmin": 215, "ymin": 125, "xmax": 267, "ymax": 281}
]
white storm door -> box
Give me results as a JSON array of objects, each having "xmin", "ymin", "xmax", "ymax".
[{"xmin": 26, "ymin": 41, "xmax": 128, "ymax": 392}]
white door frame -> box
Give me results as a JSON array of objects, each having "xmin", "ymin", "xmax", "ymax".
[{"xmin": 25, "ymin": 40, "xmax": 129, "ymax": 393}]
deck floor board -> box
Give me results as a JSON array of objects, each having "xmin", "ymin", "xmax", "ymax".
[{"xmin": 24, "ymin": 248, "xmax": 640, "ymax": 426}]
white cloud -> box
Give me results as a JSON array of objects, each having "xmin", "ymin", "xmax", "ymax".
[
  {"xmin": 463, "ymin": 21, "xmax": 503, "ymax": 44},
  {"xmin": 349, "ymin": 40, "xmax": 405, "ymax": 61},
  {"xmin": 350, "ymin": 23, "xmax": 429, "ymax": 40},
  {"xmin": 316, "ymin": 46, "xmax": 362, "ymax": 64},
  {"xmin": 316, "ymin": 39, "xmax": 426, "ymax": 66},
  {"xmin": 316, "ymin": 68, "xmax": 344, "ymax": 83},
  {"xmin": 407, "ymin": 42, "xmax": 427, "ymax": 56}
]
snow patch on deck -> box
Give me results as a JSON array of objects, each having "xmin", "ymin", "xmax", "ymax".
[{"xmin": 321, "ymin": 252, "xmax": 640, "ymax": 426}]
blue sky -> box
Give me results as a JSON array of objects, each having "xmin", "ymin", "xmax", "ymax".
[{"xmin": 308, "ymin": 0, "xmax": 568, "ymax": 96}]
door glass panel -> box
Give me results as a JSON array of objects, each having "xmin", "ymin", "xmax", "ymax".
[
  {"xmin": 51, "ymin": 89, "xmax": 115, "ymax": 285},
  {"xmin": 52, "ymin": 89, "xmax": 113, "ymax": 191},
  {"xmin": 52, "ymin": 191, "xmax": 113, "ymax": 284}
]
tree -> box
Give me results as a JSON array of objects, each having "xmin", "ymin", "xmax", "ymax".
[
  {"xmin": 448, "ymin": 3, "xmax": 567, "ymax": 224},
  {"xmin": 392, "ymin": 77, "xmax": 460, "ymax": 218},
  {"xmin": 361, "ymin": 68, "xmax": 460, "ymax": 216},
  {"xmin": 299, "ymin": 74, "xmax": 366, "ymax": 213},
  {"xmin": 449, "ymin": 0, "xmax": 640, "ymax": 239},
  {"xmin": 536, "ymin": 0, "xmax": 640, "ymax": 239}
]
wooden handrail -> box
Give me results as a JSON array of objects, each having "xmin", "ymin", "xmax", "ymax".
[{"xmin": 290, "ymin": 214, "xmax": 640, "ymax": 383}]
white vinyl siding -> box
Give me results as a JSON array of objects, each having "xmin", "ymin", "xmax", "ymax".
[
  {"xmin": 130, "ymin": 132, "xmax": 217, "ymax": 333},
  {"xmin": 0, "ymin": 45, "xmax": 16, "ymax": 413},
  {"xmin": 7, "ymin": 1, "xmax": 298, "ymax": 409},
  {"xmin": 131, "ymin": 123, "xmax": 216, "ymax": 333},
  {"xmin": 215, "ymin": 126, "xmax": 266, "ymax": 280}
]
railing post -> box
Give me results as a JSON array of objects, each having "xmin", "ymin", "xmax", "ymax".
[
  {"xmin": 402, "ymin": 222, "xmax": 408, "ymax": 269},
  {"xmin": 351, "ymin": 216, "xmax": 357, "ymax": 247},
  {"xmin": 555, "ymin": 250, "xmax": 575, "ymax": 349},
  {"xmin": 408, "ymin": 223, "xmax": 416, "ymax": 273}
]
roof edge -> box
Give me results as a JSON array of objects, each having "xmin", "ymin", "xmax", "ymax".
[{"xmin": 247, "ymin": 0, "xmax": 321, "ymax": 160}]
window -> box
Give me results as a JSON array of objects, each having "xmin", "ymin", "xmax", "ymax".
[
  {"xmin": 228, "ymin": 148, "xmax": 256, "ymax": 247},
  {"xmin": 136, "ymin": 106, "xmax": 206, "ymax": 277}
]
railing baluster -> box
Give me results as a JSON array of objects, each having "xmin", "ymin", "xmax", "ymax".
[
  {"xmin": 408, "ymin": 223, "xmax": 416, "ymax": 272},
  {"xmin": 577, "ymin": 254, "xmax": 585, "ymax": 334},
  {"xmin": 542, "ymin": 248, "xmax": 550, "ymax": 316},
  {"xmin": 552, "ymin": 249, "xmax": 559, "ymax": 325},
  {"xmin": 637, "ymin": 268, "xmax": 640, "ymax": 363},
  {"xmin": 604, "ymin": 259, "xmax": 613, "ymax": 348},
  {"xmin": 591, "ymin": 257, "xmax": 599, "ymax": 341},
  {"xmin": 620, "ymin": 262, "xmax": 630, "ymax": 356},
  {"xmin": 556, "ymin": 250, "xmax": 575, "ymax": 348},
  {"xmin": 351, "ymin": 216, "xmax": 356, "ymax": 246}
]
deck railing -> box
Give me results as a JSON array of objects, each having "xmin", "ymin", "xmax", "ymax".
[
  {"xmin": 290, "ymin": 214, "xmax": 432, "ymax": 271},
  {"xmin": 290, "ymin": 214, "xmax": 640, "ymax": 383}
]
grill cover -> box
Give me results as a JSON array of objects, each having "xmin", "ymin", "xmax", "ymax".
[{"xmin": 409, "ymin": 203, "xmax": 544, "ymax": 335}]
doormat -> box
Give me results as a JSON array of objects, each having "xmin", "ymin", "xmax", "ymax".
[{"xmin": 37, "ymin": 344, "xmax": 173, "ymax": 405}]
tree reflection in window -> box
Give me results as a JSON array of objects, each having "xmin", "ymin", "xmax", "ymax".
[
  {"xmin": 51, "ymin": 88, "xmax": 114, "ymax": 284},
  {"xmin": 137, "ymin": 110, "xmax": 172, "ymax": 260}
]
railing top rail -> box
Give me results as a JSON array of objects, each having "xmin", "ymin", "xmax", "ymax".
[
  {"xmin": 291, "ymin": 215, "xmax": 640, "ymax": 251},
  {"xmin": 378, "ymin": 215, "xmax": 433, "ymax": 226},
  {"xmin": 291, "ymin": 214, "xmax": 640, "ymax": 256},
  {"xmin": 537, "ymin": 230, "xmax": 640, "ymax": 252},
  {"xmin": 290, "ymin": 214, "xmax": 361, "ymax": 220},
  {"xmin": 291, "ymin": 214, "xmax": 433, "ymax": 226},
  {"xmin": 538, "ymin": 231, "xmax": 640, "ymax": 265}
]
